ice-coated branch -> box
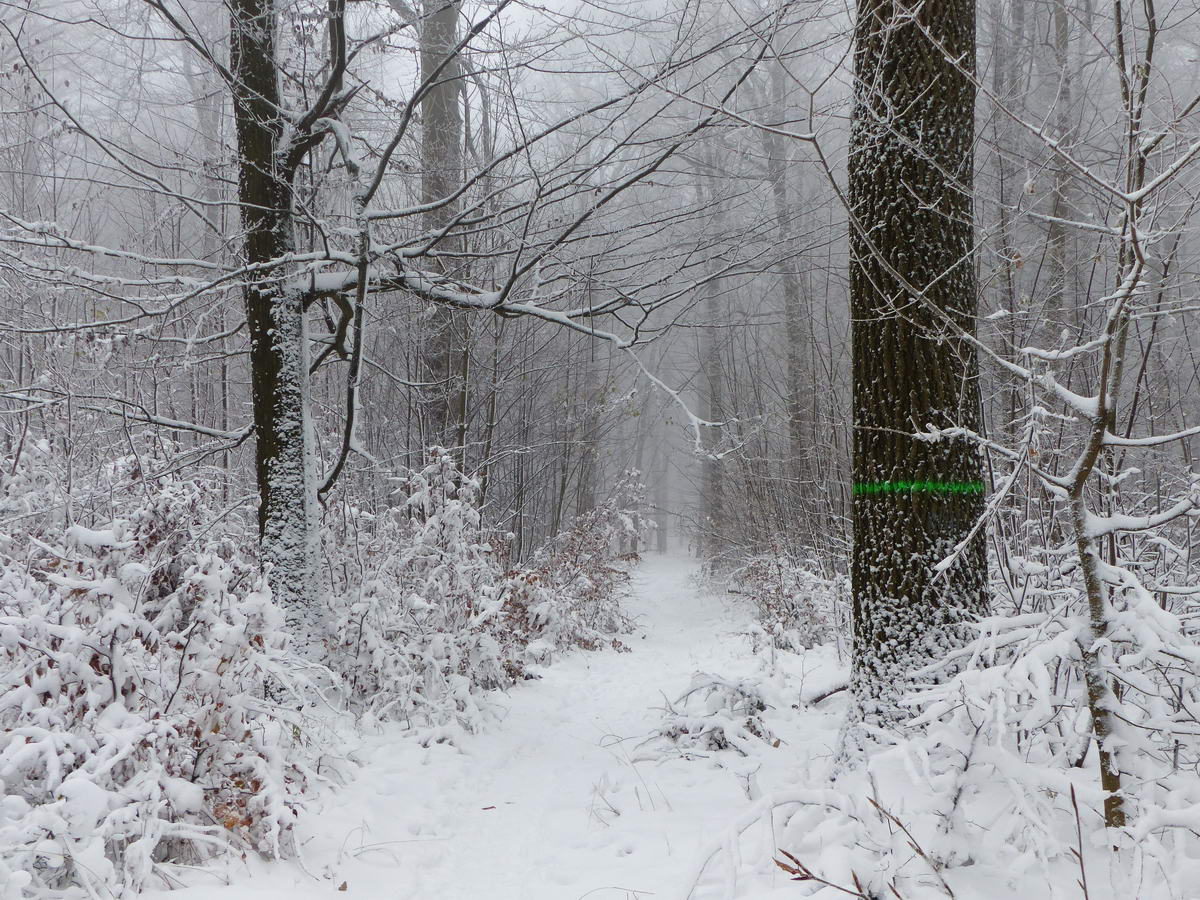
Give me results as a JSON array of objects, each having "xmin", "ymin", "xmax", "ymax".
[{"xmin": 0, "ymin": 389, "xmax": 252, "ymax": 442}]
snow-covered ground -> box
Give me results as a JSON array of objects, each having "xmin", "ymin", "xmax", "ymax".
[{"xmin": 146, "ymin": 555, "xmax": 847, "ymax": 900}]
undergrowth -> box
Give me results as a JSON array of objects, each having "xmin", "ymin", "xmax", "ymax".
[{"xmin": 1, "ymin": 440, "xmax": 641, "ymax": 897}]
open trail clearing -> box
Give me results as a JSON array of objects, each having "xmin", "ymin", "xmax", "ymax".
[{"xmin": 148, "ymin": 556, "xmax": 846, "ymax": 900}]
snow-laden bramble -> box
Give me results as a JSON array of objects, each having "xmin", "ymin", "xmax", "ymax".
[
  {"xmin": 643, "ymin": 672, "xmax": 779, "ymax": 759},
  {"xmin": 892, "ymin": 510, "xmax": 1200, "ymax": 894},
  {"xmin": 0, "ymin": 441, "xmax": 308, "ymax": 898},
  {"xmin": 324, "ymin": 451, "xmax": 640, "ymax": 736},
  {"xmin": 729, "ymin": 554, "xmax": 849, "ymax": 653},
  {"xmin": 757, "ymin": 470, "xmax": 1200, "ymax": 897}
]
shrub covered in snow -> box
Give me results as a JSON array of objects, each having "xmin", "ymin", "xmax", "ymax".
[
  {"xmin": 0, "ymin": 440, "xmax": 306, "ymax": 897},
  {"xmin": 888, "ymin": 522, "xmax": 1200, "ymax": 895},
  {"xmin": 646, "ymin": 672, "xmax": 778, "ymax": 758},
  {"xmin": 729, "ymin": 555, "xmax": 849, "ymax": 652},
  {"xmin": 510, "ymin": 470, "xmax": 643, "ymax": 651},
  {"xmin": 325, "ymin": 452, "xmax": 637, "ymax": 734},
  {"xmin": 325, "ymin": 451, "xmax": 521, "ymax": 733},
  {"xmin": 749, "ymin": 493, "xmax": 1200, "ymax": 898},
  {"xmin": 0, "ymin": 439, "xmax": 642, "ymax": 895}
]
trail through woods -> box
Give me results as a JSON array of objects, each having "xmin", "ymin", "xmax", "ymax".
[{"xmin": 148, "ymin": 556, "xmax": 846, "ymax": 900}]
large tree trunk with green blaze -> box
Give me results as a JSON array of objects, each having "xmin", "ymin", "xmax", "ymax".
[
  {"xmin": 845, "ymin": 0, "xmax": 987, "ymax": 742},
  {"xmin": 230, "ymin": 0, "xmax": 318, "ymax": 633}
]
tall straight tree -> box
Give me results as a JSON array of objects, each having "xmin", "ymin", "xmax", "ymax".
[
  {"xmin": 844, "ymin": 0, "xmax": 987, "ymax": 740},
  {"xmin": 419, "ymin": 0, "xmax": 469, "ymax": 451},
  {"xmin": 229, "ymin": 0, "xmax": 318, "ymax": 627},
  {"xmin": 226, "ymin": 0, "xmax": 354, "ymax": 637}
]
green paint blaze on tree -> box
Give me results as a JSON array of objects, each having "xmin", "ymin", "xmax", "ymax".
[{"xmin": 853, "ymin": 481, "xmax": 985, "ymax": 496}]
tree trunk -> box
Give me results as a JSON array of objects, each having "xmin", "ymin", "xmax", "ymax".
[
  {"xmin": 230, "ymin": 0, "xmax": 318, "ymax": 633},
  {"xmin": 575, "ymin": 294, "xmax": 601, "ymax": 518},
  {"xmin": 1073, "ymin": 509, "xmax": 1127, "ymax": 829},
  {"xmin": 1044, "ymin": 0, "xmax": 1076, "ymax": 337},
  {"xmin": 697, "ymin": 171, "xmax": 727, "ymax": 560},
  {"xmin": 420, "ymin": 0, "xmax": 468, "ymax": 451},
  {"xmin": 628, "ymin": 412, "xmax": 649, "ymax": 555},
  {"xmin": 990, "ymin": 0, "xmax": 1024, "ymax": 447},
  {"xmin": 655, "ymin": 448, "xmax": 669, "ymax": 553},
  {"xmin": 763, "ymin": 62, "xmax": 809, "ymax": 484},
  {"xmin": 477, "ymin": 321, "xmax": 502, "ymax": 507},
  {"xmin": 845, "ymin": 0, "xmax": 988, "ymax": 740}
]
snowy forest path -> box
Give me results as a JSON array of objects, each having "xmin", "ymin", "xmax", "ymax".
[{"xmin": 153, "ymin": 555, "xmax": 845, "ymax": 900}]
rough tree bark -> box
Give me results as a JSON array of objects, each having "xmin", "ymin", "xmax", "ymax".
[
  {"xmin": 844, "ymin": 0, "xmax": 988, "ymax": 742},
  {"xmin": 229, "ymin": 0, "xmax": 319, "ymax": 632}
]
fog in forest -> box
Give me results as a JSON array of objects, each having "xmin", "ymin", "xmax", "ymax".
[{"xmin": 3, "ymin": 0, "xmax": 1200, "ymax": 897}]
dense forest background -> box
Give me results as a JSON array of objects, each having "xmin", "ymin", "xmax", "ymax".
[{"xmin": 4, "ymin": 0, "xmax": 1200, "ymax": 896}]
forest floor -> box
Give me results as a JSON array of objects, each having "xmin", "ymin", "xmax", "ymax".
[{"xmin": 146, "ymin": 555, "xmax": 849, "ymax": 900}]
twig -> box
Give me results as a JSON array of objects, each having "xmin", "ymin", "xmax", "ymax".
[
  {"xmin": 866, "ymin": 798, "xmax": 956, "ymax": 899},
  {"xmin": 805, "ymin": 683, "xmax": 849, "ymax": 705},
  {"xmin": 1069, "ymin": 785, "xmax": 1091, "ymax": 899},
  {"xmin": 774, "ymin": 848, "xmax": 890, "ymax": 899}
]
